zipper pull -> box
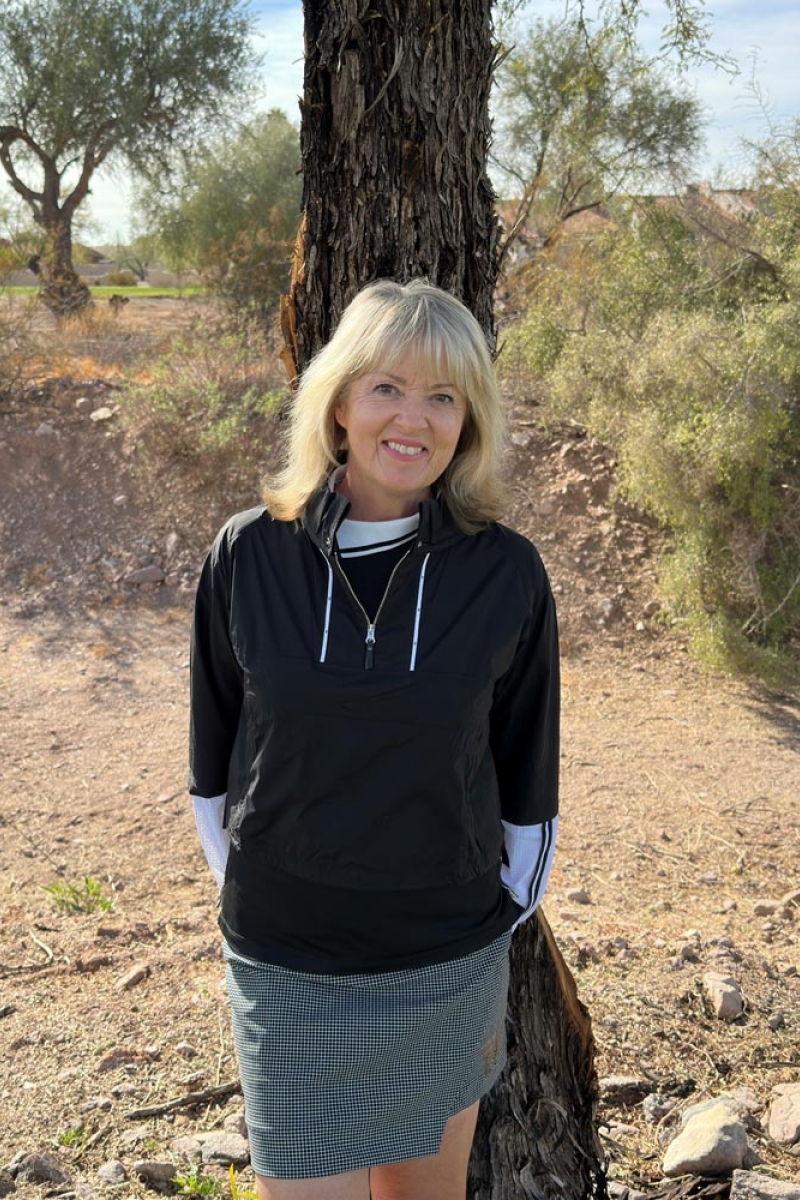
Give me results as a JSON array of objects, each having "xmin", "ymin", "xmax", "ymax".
[{"xmin": 365, "ymin": 624, "xmax": 376, "ymax": 669}]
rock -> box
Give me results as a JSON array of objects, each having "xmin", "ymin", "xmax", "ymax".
[
  {"xmin": 89, "ymin": 406, "xmax": 114, "ymax": 422},
  {"xmin": 781, "ymin": 887, "xmax": 800, "ymax": 908},
  {"xmin": 223, "ymin": 1110, "xmax": 248, "ymax": 1137},
  {"xmin": 75, "ymin": 397, "xmax": 93, "ymax": 414},
  {"xmin": 132, "ymin": 1160, "xmax": 177, "ymax": 1184},
  {"xmin": 165, "ymin": 531, "xmax": 180, "ymax": 557},
  {"xmin": 115, "ymin": 961, "xmax": 151, "ymax": 991},
  {"xmin": 703, "ymin": 971, "xmax": 744, "ymax": 1020},
  {"xmin": 97, "ymin": 1159, "xmax": 127, "ymax": 1183},
  {"xmin": 510, "ymin": 431, "xmax": 532, "ymax": 447},
  {"xmin": 566, "ymin": 887, "xmax": 591, "ymax": 904},
  {"xmin": 0, "ymin": 1169, "xmax": 14, "ymax": 1196},
  {"xmin": 96, "ymin": 1045, "xmax": 154, "ymax": 1072},
  {"xmin": 599, "ymin": 1076, "xmax": 652, "ymax": 1105},
  {"xmin": 35, "ymin": 422, "xmax": 56, "ymax": 436},
  {"xmin": 123, "ymin": 564, "xmax": 165, "ymax": 586},
  {"xmin": 200, "ymin": 1132, "xmax": 250, "ymax": 1166},
  {"xmin": 754, "ymin": 900, "xmax": 783, "ymax": 917},
  {"xmin": 643, "ymin": 599, "xmax": 661, "ymax": 618},
  {"xmin": 767, "ymin": 1084, "xmax": 800, "ymax": 1145},
  {"xmin": 642, "ymin": 1093, "xmax": 676, "ymax": 1123},
  {"xmin": 663, "ymin": 1100, "xmax": 749, "ymax": 1177},
  {"xmin": 7, "ymin": 1152, "xmax": 70, "ymax": 1184},
  {"xmin": 175, "ymin": 1041, "xmax": 197, "ymax": 1059},
  {"xmin": 119, "ymin": 1124, "xmax": 151, "ymax": 1146},
  {"xmin": 170, "ymin": 1135, "xmax": 203, "ymax": 1161},
  {"xmin": 768, "ymin": 1012, "xmax": 785, "ymax": 1031},
  {"xmin": 171, "ymin": 1131, "xmax": 249, "ymax": 1167},
  {"xmin": 730, "ymin": 1169, "xmax": 800, "ymax": 1199}
]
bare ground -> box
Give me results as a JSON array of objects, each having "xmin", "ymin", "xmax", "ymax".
[{"xmin": 0, "ymin": 301, "xmax": 798, "ymax": 1197}]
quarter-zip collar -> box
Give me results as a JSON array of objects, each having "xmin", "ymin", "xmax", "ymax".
[{"xmin": 300, "ymin": 480, "xmax": 464, "ymax": 556}]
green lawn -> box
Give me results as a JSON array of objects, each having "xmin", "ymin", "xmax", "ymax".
[{"xmin": 3, "ymin": 285, "xmax": 208, "ymax": 298}]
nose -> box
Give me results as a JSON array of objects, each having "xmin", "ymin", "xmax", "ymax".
[{"xmin": 395, "ymin": 393, "xmax": 427, "ymax": 429}]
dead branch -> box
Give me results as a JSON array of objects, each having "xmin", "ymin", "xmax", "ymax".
[{"xmin": 125, "ymin": 1080, "xmax": 241, "ymax": 1120}]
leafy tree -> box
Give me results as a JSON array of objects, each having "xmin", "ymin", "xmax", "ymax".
[
  {"xmin": 0, "ymin": 0, "xmax": 255, "ymax": 315},
  {"xmin": 146, "ymin": 110, "xmax": 301, "ymax": 315},
  {"xmin": 494, "ymin": 16, "xmax": 703, "ymax": 259}
]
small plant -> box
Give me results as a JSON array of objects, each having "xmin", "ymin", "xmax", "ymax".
[
  {"xmin": 171, "ymin": 1165, "xmax": 223, "ymax": 1196},
  {"xmin": 227, "ymin": 1165, "xmax": 258, "ymax": 1200},
  {"xmin": 56, "ymin": 1125, "xmax": 88, "ymax": 1149},
  {"xmin": 43, "ymin": 876, "xmax": 113, "ymax": 914}
]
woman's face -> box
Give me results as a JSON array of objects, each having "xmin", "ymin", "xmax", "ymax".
[{"xmin": 334, "ymin": 349, "xmax": 467, "ymax": 521}]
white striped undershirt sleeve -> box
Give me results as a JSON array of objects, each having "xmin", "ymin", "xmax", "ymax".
[
  {"xmin": 191, "ymin": 794, "xmax": 230, "ymax": 889},
  {"xmin": 500, "ymin": 815, "xmax": 558, "ymax": 929}
]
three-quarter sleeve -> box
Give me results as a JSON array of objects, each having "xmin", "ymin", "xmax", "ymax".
[
  {"xmin": 188, "ymin": 529, "xmax": 244, "ymax": 798},
  {"xmin": 490, "ymin": 548, "xmax": 560, "ymax": 924}
]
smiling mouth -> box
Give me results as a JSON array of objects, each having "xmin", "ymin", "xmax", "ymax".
[{"xmin": 385, "ymin": 441, "xmax": 425, "ymax": 457}]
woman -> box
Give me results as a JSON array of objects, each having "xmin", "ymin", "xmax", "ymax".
[{"xmin": 189, "ymin": 279, "xmax": 559, "ymax": 1200}]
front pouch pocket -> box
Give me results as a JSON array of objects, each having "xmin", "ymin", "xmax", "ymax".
[{"xmin": 236, "ymin": 659, "xmax": 499, "ymax": 890}]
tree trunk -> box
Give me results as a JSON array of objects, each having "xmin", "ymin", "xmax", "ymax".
[
  {"xmin": 282, "ymin": 0, "xmax": 500, "ymax": 380},
  {"xmin": 39, "ymin": 219, "xmax": 92, "ymax": 317},
  {"xmin": 469, "ymin": 913, "xmax": 607, "ymax": 1199},
  {"xmin": 288, "ymin": 4, "xmax": 607, "ymax": 1196}
]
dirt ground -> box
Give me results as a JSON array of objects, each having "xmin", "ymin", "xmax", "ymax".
[{"xmin": 0, "ymin": 300, "xmax": 798, "ymax": 1197}]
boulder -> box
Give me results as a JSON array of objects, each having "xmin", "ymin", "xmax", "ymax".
[
  {"xmin": 663, "ymin": 1100, "xmax": 749, "ymax": 1177},
  {"xmin": 730, "ymin": 1170, "xmax": 800, "ymax": 1199}
]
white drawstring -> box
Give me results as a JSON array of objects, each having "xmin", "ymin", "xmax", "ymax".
[
  {"xmin": 318, "ymin": 552, "xmax": 334, "ymax": 663},
  {"xmin": 408, "ymin": 553, "xmax": 430, "ymax": 671}
]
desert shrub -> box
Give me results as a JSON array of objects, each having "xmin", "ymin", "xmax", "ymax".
[
  {"xmin": 0, "ymin": 290, "xmax": 40, "ymax": 400},
  {"xmin": 120, "ymin": 310, "xmax": 287, "ymax": 489},
  {"xmin": 103, "ymin": 268, "xmax": 138, "ymax": 287},
  {"xmin": 504, "ymin": 190, "xmax": 800, "ymax": 674}
]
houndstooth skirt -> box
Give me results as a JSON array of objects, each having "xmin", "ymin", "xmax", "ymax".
[{"xmin": 223, "ymin": 932, "xmax": 512, "ymax": 1179}]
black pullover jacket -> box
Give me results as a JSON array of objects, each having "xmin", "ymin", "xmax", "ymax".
[{"xmin": 189, "ymin": 485, "xmax": 559, "ymax": 970}]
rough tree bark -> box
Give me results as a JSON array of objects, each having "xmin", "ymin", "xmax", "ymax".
[
  {"xmin": 283, "ymin": 4, "xmax": 607, "ymax": 1196},
  {"xmin": 281, "ymin": 0, "xmax": 500, "ymax": 380},
  {"xmin": 38, "ymin": 217, "xmax": 92, "ymax": 317}
]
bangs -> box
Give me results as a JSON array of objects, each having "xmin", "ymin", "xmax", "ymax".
[{"xmin": 344, "ymin": 298, "xmax": 483, "ymax": 403}]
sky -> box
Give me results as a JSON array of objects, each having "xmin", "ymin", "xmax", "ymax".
[{"xmin": 22, "ymin": 0, "xmax": 800, "ymax": 244}]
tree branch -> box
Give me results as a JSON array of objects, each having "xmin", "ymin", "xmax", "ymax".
[{"xmin": 0, "ymin": 125, "xmax": 45, "ymax": 206}]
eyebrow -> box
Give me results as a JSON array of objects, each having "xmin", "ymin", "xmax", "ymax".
[{"xmin": 375, "ymin": 371, "xmax": 455, "ymax": 389}]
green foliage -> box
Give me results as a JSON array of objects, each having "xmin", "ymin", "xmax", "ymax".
[
  {"xmin": 144, "ymin": 110, "xmax": 301, "ymax": 316},
  {"xmin": 505, "ymin": 178, "xmax": 800, "ymax": 673},
  {"xmin": 43, "ymin": 876, "xmax": 113, "ymax": 914},
  {"xmin": 120, "ymin": 310, "xmax": 285, "ymax": 483},
  {"xmin": 494, "ymin": 16, "xmax": 702, "ymax": 244},
  {"xmin": 171, "ymin": 1165, "xmax": 222, "ymax": 1196},
  {"xmin": 57, "ymin": 1125, "xmax": 89, "ymax": 1149},
  {"xmin": 0, "ymin": 0, "xmax": 256, "ymax": 309}
]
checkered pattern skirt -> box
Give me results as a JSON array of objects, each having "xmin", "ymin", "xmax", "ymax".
[{"xmin": 223, "ymin": 932, "xmax": 512, "ymax": 1179}]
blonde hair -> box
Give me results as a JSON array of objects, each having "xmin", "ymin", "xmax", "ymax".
[{"xmin": 264, "ymin": 279, "xmax": 507, "ymax": 531}]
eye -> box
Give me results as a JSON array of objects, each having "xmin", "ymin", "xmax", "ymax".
[
  {"xmin": 374, "ymin": 382, "xmax": 397, "ymax": 396},
  {"xmin": 431, "ymin": 392, "xmax": 456, "ymax": 405}
]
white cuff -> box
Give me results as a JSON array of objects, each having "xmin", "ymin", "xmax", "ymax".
[
  {"xmin": 501, "ymin": 816, "xmax": 558, "ymax": 929},
  {"xmin": 191, "ymin": 794, "xmax": 230, "ymax": 889}
]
